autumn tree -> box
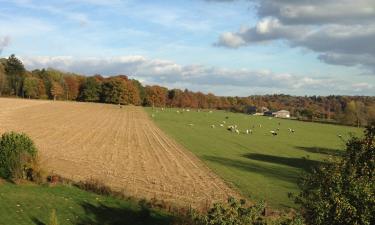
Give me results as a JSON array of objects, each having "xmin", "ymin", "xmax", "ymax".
[
  {"xmin": 124, "ymin": 79, "xmax": 141, "ymax": 105},
  {"xmin": 132, "ymin": 79, "xmax": 146, "ymax": 104},
  {"xmin": 145, "ymin": 85, "xmax": 168, "ymax": 107},
  {"xmin": 101, "ymin": 78, "xmax": 127, "ymax": 104},
  {"xmin": 63, "ymin": 75, "xmax": 80, "ymax": 100},
  {"xmin": 5, "ymin": 54, "xmax": 25, "ymax": 96},
  {"xmin": 23, "ymin": 76, "xmax": 40, "ymax": 99},
  {"xmin": 51, "ymin": 81, "xmax": 63, "ymax": 100},
  {"xmin": 0, "ymin": 62, "xmax": 8, "ymax": 96},
  {"xmin": 101, "ymin": 77, "xmax": 141, "ymax": 105},
  {"xmin": 342, "ymin": 100, "xmax": 367, "ymax": 127},
  {"xmin": 79, "ymin": 77, "xmax": 101, "ymax": 102}
]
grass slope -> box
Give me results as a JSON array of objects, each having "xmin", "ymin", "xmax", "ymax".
[
  {"xmin": 146, "ymin": 107, "xmax": 362, "ymax": 208},
  {"xmin": 0, "ymin": 181, "xmax": 172, "ymax": 225}
]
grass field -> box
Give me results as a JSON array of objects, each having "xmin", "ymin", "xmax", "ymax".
[
  {"xmin": 0, "ymin": 181, "xmax": 172, "ymax": 225},
  {"xmin": 146, "ymin": 107, "xmax": 363, "ymax": 208}
]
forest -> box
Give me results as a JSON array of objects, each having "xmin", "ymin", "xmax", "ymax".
[{"xmin": 0, "ymin": 54, "xmax": 374, "ymax": 126}]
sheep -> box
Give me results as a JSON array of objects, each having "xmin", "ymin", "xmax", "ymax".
[
  {"xmin": 227, "ymin": 125, "xmax": 234, "ymax": 131},
  {"xmin": 259, "ymin": 124, "xmax": 262, "ymax": 128},
  {"xmin": 338, "ymin": 134, "xmax": 342, "ymax": 138},
  {"xmin": 151, "ymin": 114, "xmax": 155, "ymax": 118},
  {"xmin": 245, "ymin": 129, "xmax": 249, "ymax": 134},
  {"xmin": 270, "ymin": 130, "xmax": 278, "ymax": 136},
  {"xmin": 211, "ymin": 125, "xmax": 215, "ymax": 128},
  {"xmin": 249, "ymin": 129, "xmax": 253, "ymax": 134},
  {"xmin": 235, "ymin": 129, "xmax": 240, "ymax": 134},
  {"xmin": 276, "ymin": 128, "xmax": 280, "ymax": 131},
  {"xmin": 220, "ymin": 124, "xmax": 224, "ymax": 127},
  {"xmin": 176, "ymin": 110, "xmax": 180, "ymax": 113},
  {"xmin": 223, "ymin": 121, "xmax": 226, "ymax": 124},
  {"xmin": 188, "ymin": 123, "xmax": 194, "ymax": 126},
  {"xmin": 291, "ymin": 129, "xmax": 295, "ymax": 133}
]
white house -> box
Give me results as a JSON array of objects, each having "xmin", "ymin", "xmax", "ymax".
[{"xmin": 273, "ymin": 110, "xmax": 290, "ymax": 118}]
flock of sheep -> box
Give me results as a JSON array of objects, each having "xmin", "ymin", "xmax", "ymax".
[
  {"xmin": 151, "ymin": 108, "xmax": 297, "ymax": 137},
  {"xmin": 209, "ymin": 120, "xmax": 296, "ymax": 136},
  {"xmin": 181, "ymin": 109, "xmax": 296, "ymax": 137}
]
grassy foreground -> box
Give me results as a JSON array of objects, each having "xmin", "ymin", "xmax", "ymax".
[
  {"xmin": 0, "ymin": 181, "xmax": 172, "ymax": 225},
  {"xmin": 146, "ymin": 107, "xmax": 362, "ymax": 208}
]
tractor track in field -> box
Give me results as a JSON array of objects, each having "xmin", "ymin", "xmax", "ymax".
[{"xmin": 0, "ymin": 98, "xmax": 238, "ymax": 208}]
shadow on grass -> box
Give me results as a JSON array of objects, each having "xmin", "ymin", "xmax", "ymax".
[
  {"xmin": 243, "ymin": 153, "xmax": 321, "ymax": 172},
  {"xmin": 295, "ymin": 146, "xmax": 343, "ymax": 156},
  {"xmin": 76, "ymin": 202, "xmax": 172, "ymax": 225},
  {"xmin": 31, "ymin": 218, "xmax": 45, "ymax": 225},
  {"xmin": 204, "ymin": 155, "xmax": 300, "ymax": 183}
]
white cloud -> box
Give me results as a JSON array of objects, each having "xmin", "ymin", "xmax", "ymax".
[
  {"xmin": 0, "ymin": 36, "xmax": 11, "ymax": 54},
  {"xmin": 215, "ymin": 0, "xmax": 375, "ymax": 72}
]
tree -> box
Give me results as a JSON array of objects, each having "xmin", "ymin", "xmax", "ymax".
[
  {"xmin": 124, "ymin": 79, "xmax": 141, "ymax": 105},
  {"xmin": 294, "ymin": 123, "xmax": 375, "ymax": 225},
  {"xmin": 342, "ymin": 101, "xmax": 366, "ymax": 127},
  {"xmin": 63, "ymin": 75, "xmax": 79, "ymax": 100},
  {"xmin": 23, "ymin": 76, "xmax": 40, "ymax": 99},
  {"xmin": 79, "ymin": 77, "xmax": 101, "ymax": 102},
  {"xmin": 0, "ymin": 132, "xmax": 38, "ymax": 180},
  {"xmin": 0, "ymin": 62, "xmax": 8, "ymax": 96},
  {"xmin": 145, "ymin": 85, "xmax": 167, "ymax": 107},
  {"xmin": 101, "ymin": 78, "xmax": 126, "ymax": 104},
  {"xmin": 5, "ymin": 54, "xmax": 25, "ymax": 96},
  {"xmin": 131, "ymin": 79, "xmax": 146, "ymax": 104},
  {"xmin": 51, "ymin": 81, "xmax": 63, "ymax": 101},
  {"xmin": 101, "ymin": 77, "xmax": 141, "ymax": 105}
]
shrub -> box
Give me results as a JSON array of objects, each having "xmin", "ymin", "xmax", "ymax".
[
  {"xmin": 0, "ymin": 132, "xmax": 38, "ymax": 180},
  {"xmin": 189, "ymin": 197, "xmax": 266, "ymax": 225},
  {"xmin": 294, "ymin": 123, "xmax": 375, "ymax": 225},
  {"xmin": 76, "ymin": 178, "xmax": 112, "ymax": 195}
]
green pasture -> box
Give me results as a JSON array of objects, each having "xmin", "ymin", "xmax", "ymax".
[
  {"xmin": 146, "ymin": 107, "xmax": 363, "ymax": 208},
  {"xmin": 0, "ymin": 181, "xmax": 171, "ymax": 225}
]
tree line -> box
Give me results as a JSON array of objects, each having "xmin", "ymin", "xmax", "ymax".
[{"xmin": 0, "ymin": 54, "xmax": 374, "ymax": 126}]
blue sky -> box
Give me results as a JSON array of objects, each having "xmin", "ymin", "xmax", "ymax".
[{"xmin": 0, "ymin": 0, "xmax": 374, "ymax": 96}]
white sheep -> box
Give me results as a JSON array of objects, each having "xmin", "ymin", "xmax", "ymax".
[{"xmin": 211, "ymin": 125, "xmax": 215, "ymax": 128}]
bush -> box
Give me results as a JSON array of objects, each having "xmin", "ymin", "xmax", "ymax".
[
  {"xmin": 0, "ymin": 132, "xmax": 38, "ymax": 180},
  {"xmin": 172, "ymin": 197, "xmax": 304, "ymax": 225},
  {"xmin": 294, "ymin": 123, "xmax": 375, "ymax": 225},
  {"xmin": 186, "ymin": 197, "xmax": 267, "ymax": 225},
  {"xmin": 76, "ymin": 178, "xmax": 112, "ymax": 195}
]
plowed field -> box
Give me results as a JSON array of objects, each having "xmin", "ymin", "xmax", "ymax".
[{"xmin": 0, "ymin": 98, "xmax": 236, "ymax": 208}]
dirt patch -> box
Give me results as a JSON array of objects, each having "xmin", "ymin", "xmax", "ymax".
[{"xmin": 0, "ymin": 98, "xmax": 238, "ymax": 208}]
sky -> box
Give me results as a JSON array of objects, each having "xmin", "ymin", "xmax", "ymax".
[{"xmin": 0, "ymin": 0, "xmax": 374, "ymax": 96}]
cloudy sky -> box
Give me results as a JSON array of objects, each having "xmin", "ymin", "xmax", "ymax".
[{"xmin": 0, "ymin": 0, "xmax": 374, "ymax": 96}]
